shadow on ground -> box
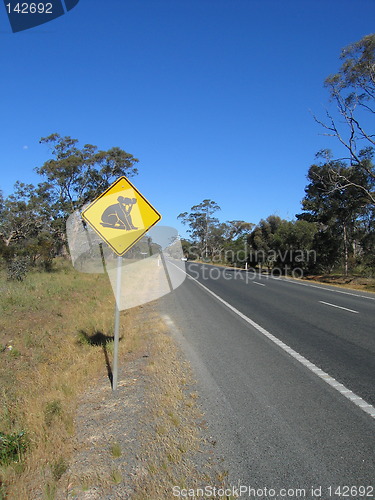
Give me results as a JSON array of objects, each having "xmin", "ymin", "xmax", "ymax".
[{"xmin": 78, "ymin": 330, "xmax": 123, "ymax": 385}]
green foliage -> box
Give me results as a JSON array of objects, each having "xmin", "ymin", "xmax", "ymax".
[
  {"xmin": 6, "ymin": 256, "xmax": 30, "ymax": 282},
  {"xmin": 325, "ymin": 34, "xmax": 375, "ymax": 109},
  {"xmin": 273, "ymin": 220, "xmax": 318, "ymax": 272},
  {"xmin": 360, "ymin": 210, "xmax": 375, "ymax": 274},
  {"xmin": 178, "ymin": 201, "xmax": 254, "ymax": 262},
  {"xmin": 110, "ymin": 442, "xmax": 122, "ymax": 458},
  {"xmin": 110, "ymin": 469, "xmax": 122, "ymax": 484},
  {"xmin": 247, "ymin": 217, "xmax": 317, "ymax": 273},
  {"xmin": 0, "ymin": 430, "xmax": 28, "ymax": 466},
  {"xmin": 298, "ymin": 156, "xmax": 373, "ymax": 274},
  {"xmin": 8, "ymin": 348, "xmax": 21, "ymax": 358},
  {"xmin": 248, "ymin": 215, "xmax": 285, "ymax": 265},
  {"xmin": 0, "ymin": 134, "xmax": 139, "ymax": 268},
  {"xmin": 178, "ymin": 199, "xmax": 221, "ymax": 259},
  {"xmin": 36, "ymin": 133, "xmax": 139, "ymax": 215}
]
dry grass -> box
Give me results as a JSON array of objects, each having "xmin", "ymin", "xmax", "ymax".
[
  {"xmin": 302, "ymin": 274, "xmax": 375, "ymax": 293},
  {"xmin": 130, "ymin": 311, "xmax": 228, "ymax": 500},
  {"xmin": 0, "ymin": 259, "xmax": 121, "ymax": 499}
]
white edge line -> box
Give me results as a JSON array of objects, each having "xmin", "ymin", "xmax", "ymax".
[
  {"xmin": 171, "ymin": 263, "xmax": 375, "ymax": 420},
  {"xmin": 253, "ymin": 282, "xmax": 266, "ymax": 287},
  {"xmin": 274, "ymin": 276, "xmax": 375, "ymax": 301},
  {"xmin": 319, "ymin": 301, "xmax": 359, "ymax": 314}
]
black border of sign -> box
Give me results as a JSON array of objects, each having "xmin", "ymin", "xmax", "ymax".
[{"xmin": 81, "ymin": 176, "xmax": 162, "ymax": 256}]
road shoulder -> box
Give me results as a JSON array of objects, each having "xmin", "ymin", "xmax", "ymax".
[{"xmin": 56, "ymin": 303, "xmax": 229, "ymax": 499}]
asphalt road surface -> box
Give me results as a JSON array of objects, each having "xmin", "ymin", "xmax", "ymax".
[{"xmin": 159, "ymin": 262, "xmax": 375, "ymax": 497}]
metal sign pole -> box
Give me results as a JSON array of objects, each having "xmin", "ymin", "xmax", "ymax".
[
  {"xmin": 159, "ymin": 250, "xmax": 173, "ymax": 293},
  {"xmin": 112, "ymin": 255, "xmax": 122, "ymax": 392}
]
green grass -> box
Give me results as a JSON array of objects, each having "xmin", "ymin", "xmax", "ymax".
[
  {"xmin": 110, "ymin": 469, "xmax": 122, "ymax": 484},
  {"xmin": 110, "ymin": 442, "xmax": 122, "ymax": 458},
  {"xmin": 0, "ymin": 431, "xmax": 28, "ymax": 466}
]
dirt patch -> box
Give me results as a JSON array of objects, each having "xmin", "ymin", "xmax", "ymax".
[{"xmin": 55, "ymin": 358, "xmax": 147, "ymax": 499}]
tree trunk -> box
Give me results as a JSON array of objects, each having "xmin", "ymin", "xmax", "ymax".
[
  {"xmin": 4, "ymin": 231, "xmax": 16, "ymax": 246},
  {"xmin": 343, "ymin": 224, "xmax": 349, "ymax": 277}
]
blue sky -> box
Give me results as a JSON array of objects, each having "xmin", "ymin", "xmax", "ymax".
[{"xmin": 0, "ymin": 0, "xmax": 374, "ymax": 237}]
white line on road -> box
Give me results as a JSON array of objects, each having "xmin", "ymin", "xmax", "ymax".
[
  {"xmin": 319, "ymin": 301, "xmax": 359, "ymax": 314},
  {"xmin": 253, "ymin": 282, "xmax": 265, "ymax": 286},
  {"xmin": 182, "ymin": 269, "xmax": 375, "ymax": 420},
  {"xmin": 272, "ymin": 276, "xmax": 375, "ymax": 301}
]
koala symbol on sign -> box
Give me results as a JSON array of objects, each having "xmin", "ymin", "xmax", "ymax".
[{"xmin": 100, "ymin": 196, "xmax": 138, "ymax": 231}]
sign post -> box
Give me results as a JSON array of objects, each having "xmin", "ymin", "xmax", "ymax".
[
  {"xmin": 81, "ymin": 176, "xmax": 161, "ymax": 392},
  {"xmin": 112, "ymin": 255, "xmax": 122, "ymax": 392}
]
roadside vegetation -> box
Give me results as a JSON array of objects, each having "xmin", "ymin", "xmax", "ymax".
[{"xmin": 178, "ymin": 35, "xmax": 375, "ymax": 282}]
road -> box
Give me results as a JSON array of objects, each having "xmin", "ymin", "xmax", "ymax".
[{"xmin": 158, "ymin": 262, "xmax": 375, "ymax": 495}]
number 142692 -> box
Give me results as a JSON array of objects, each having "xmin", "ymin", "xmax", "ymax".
[{"xmin": 5, "ymin": 3, "xmax": 53, "ymax": 14}]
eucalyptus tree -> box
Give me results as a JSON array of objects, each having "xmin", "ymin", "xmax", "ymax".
[
  {"xmin": 0, "ymin": 133, "xmax": 139, "ymax": 267},
  {"xmin": 314, "ymin": 34, "xmax": 375, "ymax": 206},
  {"xmin": 37, "ymin": 133, "xmax": 139, "ymax": 216},
  {"xmin": 298, "ymin": 159, "xmax": 370, "ymax": 275},
  {"xmin": 178, "ymin": 199, "xmax": 221, "ymax": 259}
]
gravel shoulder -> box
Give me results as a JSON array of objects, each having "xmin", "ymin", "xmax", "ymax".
[{"xmin": 56, "ymin": 303, "xmax": 229, "ymax": 500}]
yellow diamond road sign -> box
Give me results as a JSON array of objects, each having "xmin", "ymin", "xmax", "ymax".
[{"xmin": 81, "ymin": 176, "xmax": 161, "ymax": 256}]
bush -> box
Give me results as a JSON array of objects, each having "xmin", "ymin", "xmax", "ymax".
[
  {"xmin": 0, "ymin": 431, "xmax": 28, "ymax": 466},
  {"xmin": 6, "ymin": 256, "xmax": 30, "ymax": 281}
]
